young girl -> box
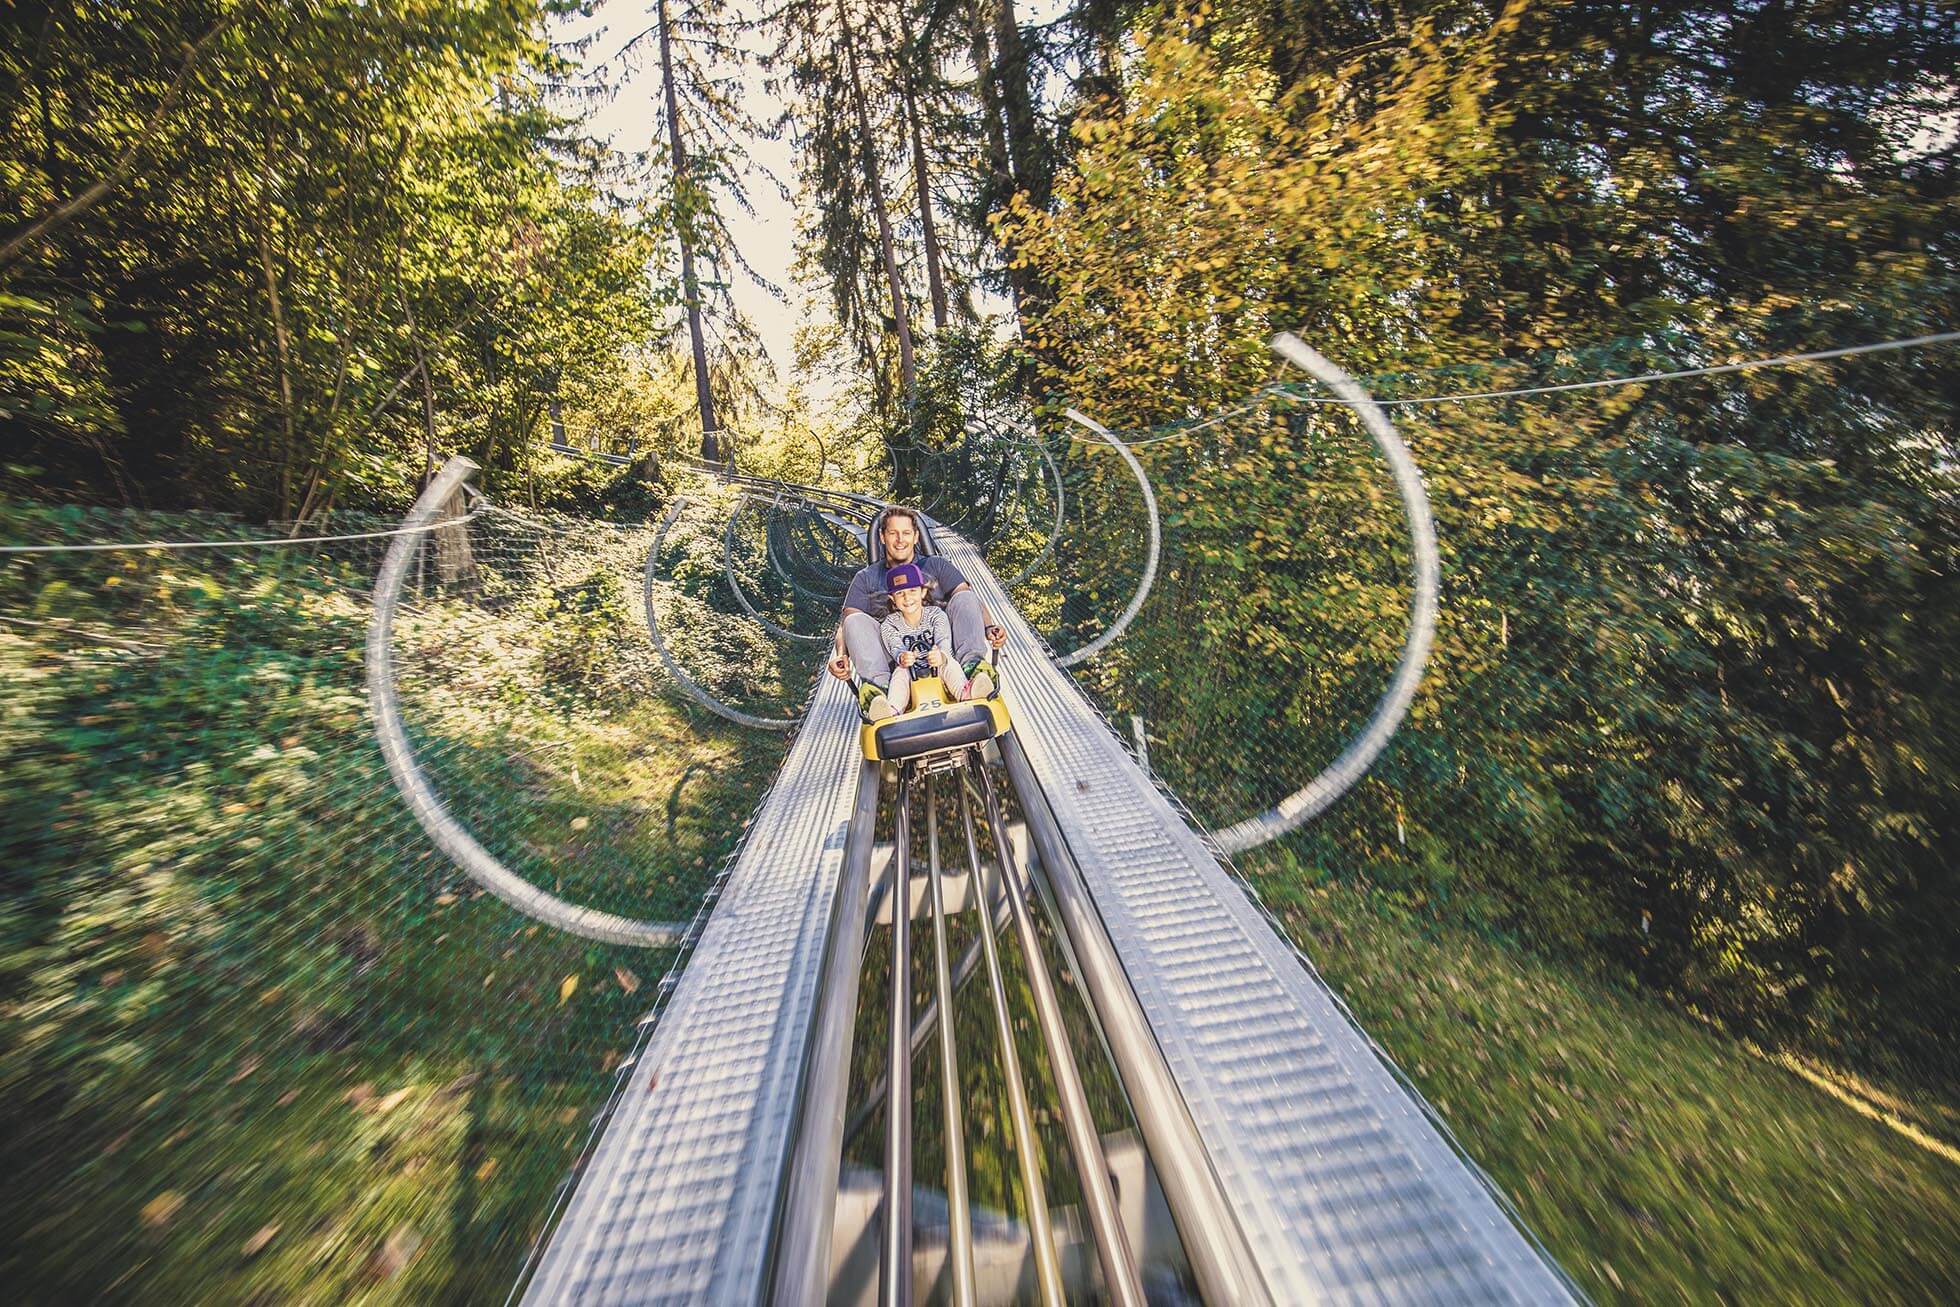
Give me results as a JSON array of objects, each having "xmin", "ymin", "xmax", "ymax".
[{"xmin": 879, "ymin": 561, "xmax": 970, "ymax": 712}]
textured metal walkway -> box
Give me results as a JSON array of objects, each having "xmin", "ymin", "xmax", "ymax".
[
  {"xmin": 522, "ymin": 673, "xmax": 865, "ymax": 1304},
  {"xmin": 943, "ymin": 532, "xmax": 1575, "ymax": 1305}
]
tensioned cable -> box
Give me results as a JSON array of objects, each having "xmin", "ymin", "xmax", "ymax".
[
  {"xmin": 0, "ymin": 505, "xmax": 488, "ymax": 553},
  {"xmin": 1064, "ymin": 327, "xmax": 1960, "ymax": 445},
  {"xmin": 1298, "ymin": 327, "xmax": 1960, "ymax": 408}
]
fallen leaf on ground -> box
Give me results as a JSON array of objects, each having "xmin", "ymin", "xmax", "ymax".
[
  {"xmin": 559, "ymin": 974, "xmax": 578, "ymax": 1004},
  {"xmin": 372, "ymin": 1087, "xmax": 412, "ymax": 1115},
  {"xmin": 475, "ymin": 1157, "xmax": 498, "ymax": 1182},
  {"xmin": 242, "ymin": 1224, "xmax": 280, "ymax": 1257},
  {"xmin": 141, "ymin": 1191, "xmax": 185, "ymax": 1228},
  {"xmin": 614, "ymin": 966, "xmax": 640, "ymax": 994},
  {"xmin": 228, "ymin": 1054, "xmax": 261, "ymax": 1084},
  {"xmin": 369, "ymin": 1224, "xmax": 423, "ymax": 1280}
]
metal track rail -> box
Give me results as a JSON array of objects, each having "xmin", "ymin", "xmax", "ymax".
[
  {"xmin": 941, "ymin": 527, "xmax": 1577, "ymax": 1303},
  {"xmin": 521, "ymin": 673, "xmax": 868, "ymax": 1303}
]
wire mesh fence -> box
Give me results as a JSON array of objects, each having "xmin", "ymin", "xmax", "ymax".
[
  {"xmin": 0, "ymin": 496, "xmax": 792, "ymax": 1300},
  {"xmin": 992, "ymin": 339, "xmax": 1957, "ymax": 1091}
]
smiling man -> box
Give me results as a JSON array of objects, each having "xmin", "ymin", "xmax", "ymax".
[{"xmin": 829, "ymin": 505, "xmax": 1006, "ymax": 719}]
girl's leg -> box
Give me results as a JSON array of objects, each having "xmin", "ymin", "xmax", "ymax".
[
  {"xmin": 887, "ymin": 664, "xmax": 913, "ymax": 714},
  {"xmin": 942, "ymin": 656, "xmax": 971, "ymax": 700}
]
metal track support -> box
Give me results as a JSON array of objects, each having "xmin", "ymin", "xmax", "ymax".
[
  {"xmin": 956, "ymin": 780, "xmax": 1065, "ymax": 1307},
  {"xmin": 882, "ymin": 770, "xmax": 915, "ymax": 1307},
  {"xmin": 974, "ymin": 765, "xmax": 1145, "ymax": 1307},
  {"xmin": 924, "ymin": 778, "xmax": 978, "ymax": 1307}
]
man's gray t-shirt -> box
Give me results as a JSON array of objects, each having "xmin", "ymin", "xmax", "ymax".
[{"xmin": 842, "ymin": 555, "xmax": 969, "ymax": 620}]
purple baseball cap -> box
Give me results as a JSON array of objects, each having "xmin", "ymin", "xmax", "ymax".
[{"xmin": 885, "ymin": 562, "xmax": 927, "ymax": 593}]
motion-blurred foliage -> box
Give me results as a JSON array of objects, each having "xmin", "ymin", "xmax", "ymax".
[
  {"xmin": 1000, "ymin": 2, "xmax": 1959, "ymax": 1085},
  {"xmin": 1, "ymin": 0, "xmax": 668, "ymax": 520}
]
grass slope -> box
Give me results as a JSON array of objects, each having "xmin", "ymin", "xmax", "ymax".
[
  {"xmin": 1247, "ymin": 854, "xmax": 1960, "ymax": 1304},
  {"xmin": 1, "ymin": 517, "xmax": 786, "ymax": 1302}
]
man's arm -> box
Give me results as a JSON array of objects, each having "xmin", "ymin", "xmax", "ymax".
[{"xmin": 828, "ymin": 609, "xmax": 862, "ymax": 681}]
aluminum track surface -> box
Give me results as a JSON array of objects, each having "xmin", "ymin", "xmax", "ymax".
[
  {"xmin": 942, "ymin": 531, "xmax": 1575, "ymax": 1304},
  {"xmin": 523, "ymin": 672, "xmax": 863, "ymax": 1305}
]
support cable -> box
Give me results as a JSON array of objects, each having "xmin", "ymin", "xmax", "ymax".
[
  {"xmin": 1060, "ymin": 326, "xmax": 1960, "ymax": 448},
  {"xmin": 3, "ymin": 506, "xmax": 487, "ymax": 553}
]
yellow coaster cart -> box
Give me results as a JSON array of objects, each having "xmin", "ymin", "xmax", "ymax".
[{"xmin": 859, "ymin": 671, "xmax": 1012, "ymax": 765}]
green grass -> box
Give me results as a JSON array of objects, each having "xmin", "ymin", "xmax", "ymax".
[
  {"xmin": 1246, "ymin": 852, "xmax": 1960, "ymax": 1304},
  {"xmin": 1, "ymin": 516, "xmax": 786, "ymax": 1302}
]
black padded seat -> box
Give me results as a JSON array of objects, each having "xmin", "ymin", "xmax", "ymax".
[{"xmin": 873, "ymin": 703, "xmax": 997, "ymax": 761}]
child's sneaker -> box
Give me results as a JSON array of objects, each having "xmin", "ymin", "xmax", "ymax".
[
  {"xmin": 964, "ymin": 659, "xmax": 997, "ymax": 701},
  {"xmin": 858, "ymin": 682, "xmax": 898, "ymax": 721}
]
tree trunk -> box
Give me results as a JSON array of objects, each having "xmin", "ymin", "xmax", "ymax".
[
  {"xmin": 901, "ymin": 72, "xmax": 949, "ymax": 329},
  {"xmin": 991, "ymin": 0, "xmax": 1046, "ymax": 211},
  {"xmin": 965, "ymin": 0, "xmax": 1033, "ymax": 326},
  {"xmin": 255, "ymin": 224, "xmax": 299, "ymax": 520},
  {"xmin": 657, "ymin": 0, "xmax": 720, "ymax": 460},
  {"xmin": 840, "ymin": 0, "xmax": 916, "ymax": 401}
]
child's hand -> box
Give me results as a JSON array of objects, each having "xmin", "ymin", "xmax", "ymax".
[
  {"xmin": 898, "ymin": 651, "xmax": 916, "ymax": 668},
  {"xmin": 927, "ymin": 648, "xmax": 946, "ymax": 670}
]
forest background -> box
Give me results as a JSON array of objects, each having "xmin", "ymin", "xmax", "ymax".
[{"xmin": 3, "ymin": 0, "xmax": 1958, "ymax": 1300}]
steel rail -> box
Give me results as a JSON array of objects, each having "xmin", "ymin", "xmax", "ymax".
[
  {"xmin": 790, "ymin": 508, "xmax": 861, "ymax": 587},
  {"xmin": 722, "ymin": 500, "xmax": 830, "ymax": 642},
  {"xmin": 955, "ymin": 418, "xmax": 1069, "ymax": 588},
  {"xmin": 1053, "ymin": 410, "xmax": 1161, "ymax": 668},
  {"xmin": 766, "ymin": 760, "xmax": 883, "ymax": 1305},
  {"xmin": 924, "ymin": 778, "xmax": 978, "ymax": 1307},
  {"xmin": 956, "ymin": 778, "xmax": 1065, "ymax": 1307},
  {"xmin": 844, "ymin": 885, "xmax": 1015, "ymax": 1153},
  {"xmin": 1213, "ymin": 334, "xmax": 1439, "ymax": 852},
  {"xmin": 999, "ymin": 733, "xmax": 1273, "ymax": 1303},
  {"xmin": 974, "ymin": 764, "xmax": 1145, "ymax": 1306},
  {"xmin": 765, "ymin": 505, "xmax": 851, "ymax": 602},
  {"xmin": 641, "ymin": 497, "xmax": 800, "ymax": 732},
  {"xmin": 367, "ymin": 455, "xmax": 686, "ymax": 948},
  {"xmin": 883, "ymin": 770, "xmax": 916, "ymax": 1307}
]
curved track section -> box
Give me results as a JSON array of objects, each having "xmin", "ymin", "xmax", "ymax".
[
  {"xmin": 1214, "ymin": 333, "xmax": 1440, "ymax": 853},
  {"xmin": 723, "ymin": 499, "xmax": 831, "ymax": 643},
  {"xmin": 367, "ymin": 456, "xmax": 686, "ymax": 949},
  {"xmin": 1052, "ymin": 408, "xmax": 1162, "ymax": 669},
  {"xmin": 642, "ymin": 497, "xmax": 800, "ymax": 732}
]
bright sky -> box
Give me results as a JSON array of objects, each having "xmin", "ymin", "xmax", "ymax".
[
  {"xmin": 551, "ymin": 1, "xmax": 1060, "ymax": 399},
  {"xmin": 553, "ymin": 4, "xmax": 815, "ymax": 385}
]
